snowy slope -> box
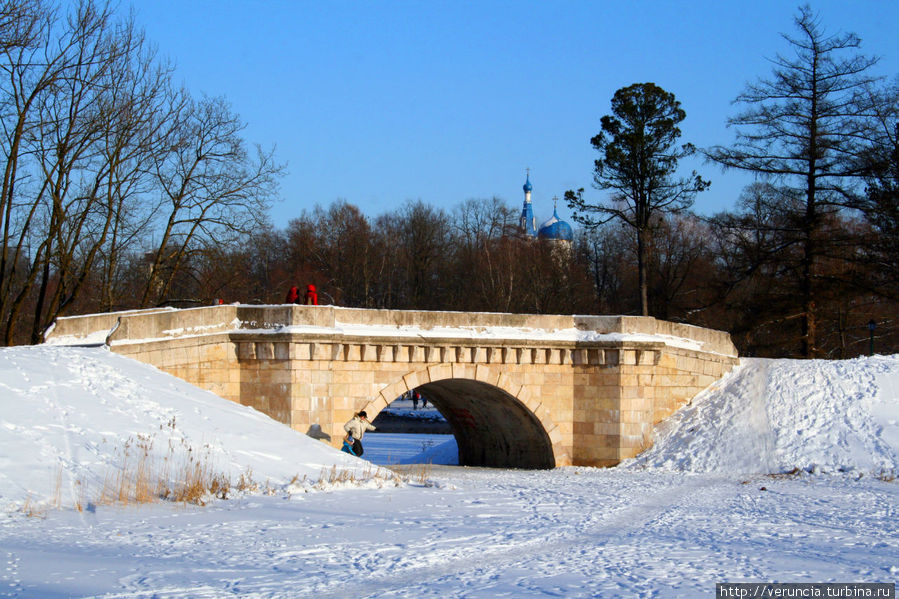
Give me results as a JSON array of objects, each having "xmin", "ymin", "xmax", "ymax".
[
  {"xmin": 0, "ymin": 346, "xmax": 374, "ymax": 512},
  {"xmin": 3, "ymin": 346, "xmax": 899, "ymax": 517},
  {"xmin": 624, "ymin": 356, "xmax": 899, "ymax": 475},
  {"xmin": 2, "ymin": 347, "xmax": 899, "ymax": 596}
]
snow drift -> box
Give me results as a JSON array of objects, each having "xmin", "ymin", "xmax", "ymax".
[
  {"xmin": 624, "ymin": 356, "xmax": 899, "ymax": 475},
  {"xmin": 0, "ymin": 346, "xmax": 376, "ymax": 512}
]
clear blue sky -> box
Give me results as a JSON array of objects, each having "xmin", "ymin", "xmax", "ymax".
[{"xmin": 125, "ymin": 1, "xmax": 898, "ymax": 228}]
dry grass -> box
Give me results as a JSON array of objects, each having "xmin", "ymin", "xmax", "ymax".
[
  {"xmin": 874, "ymin": 469, "xmax": 896, "ymax": 482},
  {"xmin": 766, "ymin": 467, "xmax": 805, "ymax": 479},
  {"xmin": 238, "ymin": 468, "xmax": 258, "ymax": 492},
  {"xmin": 22, "ymin": 495, "xmax": 46, "ymax": 518},
  {"xmin": 25, "ymin": 453, "xmax": 404, "ymax": 513},
  {"xmin": 407, "ymin": 462, "xmax": 433, "ymax": 486},
  {"xmin": 20, "ymin": 429, "xmax": 423, "ymax": 514},
  {"xmin": 80, "ymin": 435, "xmax": 245, "ymax": 508},
  {"xmin": 160, "ymin": 460, "xmax": 230, "ymax": 505},
  {"xmin": 313, "ymin": 464, "xmax": 404, "ymax": 490},
  {"xmin": 639, "ymin": 428, "xmax": 654, "ymax": 455},
  {"xmin": 52, "ymin": 467, "xmax": 62, "ymax": 509},
  {"xmin": 759, "ymin": 467, "xmax": 898, "ymax": 482},
  {"xmin": 23, "ymin": 467, "xmax": 69, "ymax": 516}
]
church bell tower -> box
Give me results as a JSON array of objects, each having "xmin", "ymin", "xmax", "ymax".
[{"xmin": 519, "ymin": 168, "xmax": 537, "ymax": 236}]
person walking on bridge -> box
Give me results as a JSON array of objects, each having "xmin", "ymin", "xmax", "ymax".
[
  {"xmin": 343, "ymin": 411, "xmax": 376, "ymax": 457},
  {"xmin": 304, "ymin": 284, "xmax": 318, "ymax": 305}
]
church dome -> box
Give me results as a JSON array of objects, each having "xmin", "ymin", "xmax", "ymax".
[
  {"xmin": 523, "ymin": 176, "xmax": 533, "ymax": 193},
  {"xmin": 538, "ymin": 206, "xmax": 573, "ymax": 242}
]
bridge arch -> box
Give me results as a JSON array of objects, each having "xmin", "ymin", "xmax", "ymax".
[{"xmin": 364, "ymin": 367, "xmax": 558, "ymax": 469}]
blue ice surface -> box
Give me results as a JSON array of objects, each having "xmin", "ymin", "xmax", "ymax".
[{"xmin": 363, "ymin": 433, "xmax": 456, "ymax": 465}]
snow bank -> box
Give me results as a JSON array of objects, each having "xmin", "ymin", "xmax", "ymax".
[
  {"xmin": 623, "ymin": 356, "xmax": 899, "ymax": 475},
  {"xmin": 0, "ymin": 346, "xmax": 375, "ymax": 512}
]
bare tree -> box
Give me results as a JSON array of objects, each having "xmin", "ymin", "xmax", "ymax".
[
  {"xmin": 0, "ymin": 0, "xmax": 151, "ymax": 343},
  {"xmin": 140, "ymin": 94, "xmax": 281, "ymax": 306},
  {"xmin": 285, "ymin": 201, "xmax": 379, "ymax": 307},
  {"xmin": 0, "ymin": 1, "xmax": 283, "ymax": 343},
  {"xmin": 854, "ymin": 81, "xmax": 899, "ymax": 297},
  {"xmin": 648, "ymin": 214, "xmax": 712, "ymax": 322},
  {"xmin": 0, "ymin": 0, "xmax": 45, "ymax": 51},
  {"xmin": 576, "ymin": 224, "xmax": 628, "ymax": 314},
  {"xmin": 452, "ymin": 196, "xmax": 519, "ymax": 311},
  {"xmin": 375, "ymin": 200, "xmax": 451, "ymax": 310},
  {"xmin": 92, "ymin": 27, "xmax": 182, "ymax": 312}
]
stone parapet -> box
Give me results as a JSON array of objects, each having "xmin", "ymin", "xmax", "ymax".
[{"xmin": 50, "ymin": 304, "xmax": 736, "ymax": 354}]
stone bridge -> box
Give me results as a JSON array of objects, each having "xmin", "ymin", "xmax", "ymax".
[{"xmin": 46, "ymin": 305, "xmax": 739, "ymax": 469}]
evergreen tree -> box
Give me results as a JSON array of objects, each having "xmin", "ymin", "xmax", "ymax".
[{"xmin": 567, "ymin": 82, "xmax": 708, "ymax": 316}]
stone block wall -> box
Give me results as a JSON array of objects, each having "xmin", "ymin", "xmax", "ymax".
[
  {"xmin": 111, "ymin": 333, "xmax": 241, "ymax": 403},
  {"xmin": 570, "ymin": 346, "xmax": 738, "ymax": 467}
]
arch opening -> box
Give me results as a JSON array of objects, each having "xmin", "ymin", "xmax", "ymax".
[{"xmin": 397, "ymin": 378, "xmax": 555, "ymax": 470}]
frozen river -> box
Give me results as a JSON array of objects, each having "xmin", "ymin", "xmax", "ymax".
[{"xmin": 362, "ymin": 432, "xmax": 456, "ymax": 466}]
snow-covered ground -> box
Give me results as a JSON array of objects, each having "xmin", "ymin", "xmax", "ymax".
[
  {"xmin": 625, "ymin": 356, "xmax": 899, "ymax": 476},
  {"xmin": 1, "ymin": 346, "xmax": 897, "ymax": 598},
  {"xmin": 0, "ymin": 346, "xmax": 379, "ymax": 516}
]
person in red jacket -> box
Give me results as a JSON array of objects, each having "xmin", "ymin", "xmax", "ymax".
[
  {"xmin": 304, "ymin": 284, "xmax": 318, "ymax": 305},
  {"xmin": 285, "ymin": 286, "xmax": 300, "ymax": 304}
]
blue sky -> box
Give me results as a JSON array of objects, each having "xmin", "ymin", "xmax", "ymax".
[{"xmin": 125, "ymin": 1, "xmax": 898, "ymax": 228}]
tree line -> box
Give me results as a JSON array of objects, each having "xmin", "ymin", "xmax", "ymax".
[
  {"xmin": 24, "ymin": 189, "xmax": 892, "ymax": 360},
  {"xmin": 0, "ymin": 2, "xmax": 895, "ymax": 359}
]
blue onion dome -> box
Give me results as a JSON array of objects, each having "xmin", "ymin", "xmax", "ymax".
[
  {"xmin": 538, "ymin": 205, "xmax": 574, "ymax": 241},
  {"xmin": 523, "ymin": 176, "xmax": 533, "ymax": 193}
]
